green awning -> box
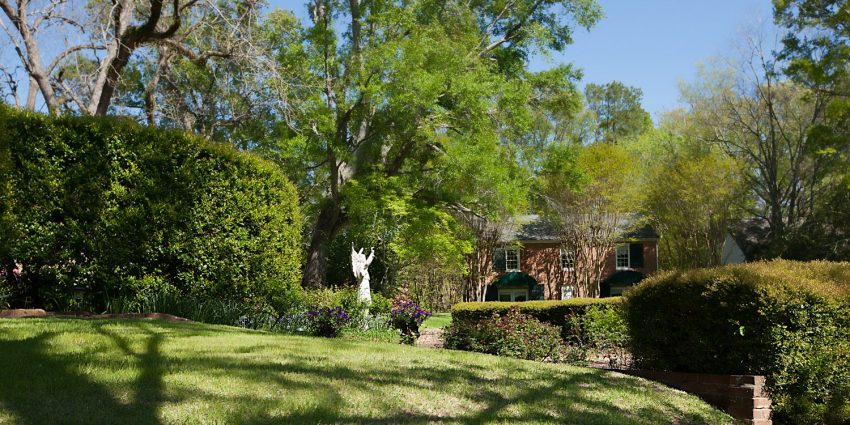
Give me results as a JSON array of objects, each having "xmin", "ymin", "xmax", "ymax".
[
  {"xmin": 604, "ymin": 270, "xmax": 646, "ymax": 286},
  {"xmin": 493, "ymin": 272, "xmax": 538, "ymax": 287}
]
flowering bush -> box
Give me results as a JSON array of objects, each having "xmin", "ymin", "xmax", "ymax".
[
  {"xmin": 307, "ymin": 306, "xmax": 350, "ymax": 338},
  {"xmin": 389, "ymin": 296, "xmax": 431, "ymax": 344}
]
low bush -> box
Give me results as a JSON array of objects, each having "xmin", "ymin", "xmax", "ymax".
[
  {"xmin": 444, "ymin": 306, "xmax": 564, "ymax": 361},
  {"xmin": 284, "ymin": 288, "xmax": 396, "ymax": 340},
  {"xmin": 625, "ymin": 260, "xmax": 850, "ymax": 424},
  {"xmin": 104, "ymin": 277, "xmax": 275, "ymax": 327},
  {"xmin": 569, "ymin": 304, "xmax": 630, "ymax": 368},
  {"xmin": 369, "ymin": 292, "xmax": 392, "ymax": 316},
  {"xmin": 307, "ymin": 306, "xmax": 351, "ymax": 338},
  {"xmin": 451, "ymin": 297, "xmax": 622, "ymax": 341},
  {"xmin": 0, "ymin": 282, "xmax": 9, "ymax": 309},
  {"xmin": 389, "ymin": 296, "xmax": 431, "ymax": 344}
]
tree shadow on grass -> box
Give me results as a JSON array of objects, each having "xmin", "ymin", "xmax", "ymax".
[
  {"xmin": 0, "ymin": 320, "xmax": 729, "ymax": 425},
  {"xmin": 0, "ymin": 326, "xmax": 164, "ymax": 425}
]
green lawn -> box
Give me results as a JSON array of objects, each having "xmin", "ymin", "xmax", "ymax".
[
  {"xmin": 421, "ymin": 312, "xmax": 452, "ymax": 329},
  {"xmin": 0, "ymin": 318, "xmax": 732, "ymax": 424}
]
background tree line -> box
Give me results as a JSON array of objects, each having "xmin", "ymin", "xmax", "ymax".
[{"xmin": 1, "ymin": 0, "xmax": 849, "ymax": 307}]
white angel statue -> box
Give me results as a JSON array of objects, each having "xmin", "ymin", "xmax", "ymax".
[{"xmin": 351, "ymin": 244, "xmax": 375, "ymax": 305}]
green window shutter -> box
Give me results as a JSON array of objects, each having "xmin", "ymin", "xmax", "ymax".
[
  {"xmin": 484, "ymin": 284, "xmax": 499, "ymax": 301},
  {"xmin": 530, "ymin": 284, "xmax": 545, "ymax": 300},
  {"xmin": 493, "ymin": 249, "xmax": 506, "ymax": 272},
  {"xmin": 630, "ymin": 243, "xmax": 644, "ymax": 268}
]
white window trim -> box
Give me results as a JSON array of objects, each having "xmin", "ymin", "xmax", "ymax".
[
  {"xmin": 560, "ymin": 248, "xmax": 575, "ymax": 271},
  {"xmin": 505, "ymin": 247, "xmax": 521, "ymax": 272},
  {"xmin": 616, "ymin": 243, "xmax": 630, "ymax": 270}
]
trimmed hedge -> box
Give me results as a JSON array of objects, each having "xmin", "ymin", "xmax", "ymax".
[
  {"xmin": 0, "ymin": 106, "xmax": 302, "ymax": 312},
  {"xmin": 452, "ymin": 297, "xmax": 622, "ymax": 340},
  {"xmin": 625, "ymin": 260, "xmax": 850, "ymax": 424}
]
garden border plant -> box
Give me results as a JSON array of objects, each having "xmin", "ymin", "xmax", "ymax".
[
  {"xmin": 446, "ymin": 298, "xmax": 623, "ymax": 364},
  {"xmin": 452, "ymin": 297, "xmax": 621, "ymax": 341}
]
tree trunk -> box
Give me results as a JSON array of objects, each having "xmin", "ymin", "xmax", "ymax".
[{"xmin": 302, "ymin": 200, "xmax": 345, "ymax": 288}]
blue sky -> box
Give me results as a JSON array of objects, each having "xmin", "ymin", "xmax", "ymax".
[{"xmin": 273, "ymin": 0, "xmax": 778, "ymax": 118}]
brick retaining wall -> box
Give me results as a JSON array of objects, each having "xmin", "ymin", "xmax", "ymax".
[{"xmin": 620, "ymin": 370, "xmax": 771, "ymax": 425}]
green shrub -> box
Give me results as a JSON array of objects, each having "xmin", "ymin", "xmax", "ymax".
[
  {"xmin": 389, "ymin": 296, "xmax": 431, "ymax": 345},
  {"xmin": 444, "ymin": 306, "xmax": 564, "ymax": 361},
  {"xmin": 104, "ymin": 276, "xmax": 275, "ymax": 327},
  {"xmin": 307, "ymin": 306, "xmax": 350, "ymax": 338},
  {"xmin": 0, "ymin": 283, "xmax": 9, "ymax": 309},
  {"xmin": 451, "ymin": 297, "xmax": 622, "ymax": 341},
  {"xmin": 370, "ymin": 292, "xmax": 391, "ymax": 316},
  {"xmin": 625, "ymin": 260, "xmax": 850, "ymax": 424},
  {"xmin": 0, "ymin": 106, "xmax": 302, "ymax": 312},
  {"xmin": 570, "ymin": 304, "xmax": 630, "ymax": 368}
]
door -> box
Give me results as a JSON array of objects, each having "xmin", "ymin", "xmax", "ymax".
[{"xmin": 498, "ymin": 288, "xmax": 529, "ymax": 302}]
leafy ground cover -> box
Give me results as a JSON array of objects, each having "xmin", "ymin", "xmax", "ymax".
[{"xmin": 0, "ymin": 318, "xmax": 731, "ymax": 424}]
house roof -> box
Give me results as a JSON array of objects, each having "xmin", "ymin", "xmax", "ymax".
[
  {"xmin": 498, "ymin": 214, "xmax": 659, "ymax": 243},
  {"xmin": 728, "ymin": 218, "xmax": 772, "ymax": 260}
]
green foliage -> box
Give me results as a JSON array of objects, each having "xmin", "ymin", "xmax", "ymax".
[
  {"xmin": 584, "ymin": 81, "xmax": 652, "ymax": 144},
  {"xmin": 269, "ymin": 0, "xmax": 603, "ymax": 287},
  {"xmin": 775, "ymin": 0, "xmax": 850, "ymax": 90},
  {"xmin": 369, "ymin": 292, "xmax": 392, "ymax": 316},
  {"xmin": 0, "ymin": 106, "xmax": 302, "ymax": 312},
  {"xmin": 639, "ymin": 117, "xmax": 745, "ymax": 269},
  {"xmin": 444, "ymin": 306, "xmax": 564, "ymax": 362},
  {"xmin": 625, "ymin": 260, "xmax": 850, "ymax": 424},
  {"xmin": 105, "ymin": 278, "xmax": 270, "ymax": 327},
  {"xmin": 299, "ymin": 287, "xmax": 395, "ymax": 335},
  {"xmin": 389, "ymin": 296, "xmax": 431, "ymax": 345},
  {"xmin": 570, "ymin": 305, "xmax": 630, "ymax": 368},
  {"xmin": 771, "ymin": 2, "xmax": 850, "ymax": 262},
  {"xmin": 784, "ymin": 182, "xmax": 850, "ymax": 260},
  {"xmin": 452, "ymin": 298, "xmax": 621, "ymax": 340},
  {"xmin": 307, "ymin": 306, "xmax": 351, "ymax": 338},
  {"xmin": 0, "ymin": 283, "xmax": 9, "ymax": 309}
]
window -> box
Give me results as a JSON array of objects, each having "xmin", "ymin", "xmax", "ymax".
[
  {"xmin": 494, "ymin": 247, "xmax": 520, "ymax": 272},
  {"xmin": 498, "ymin": 288, "xmax": 528, "ymax": 302},
  {"xmin": 609, "ymin": 286, "xmax": 627, "ymax": 297},
  {"xmin": 561, "ymin": 248, "xmax": 575, "ymax": 271},
  {"xmin": 616, "ymin": 244, "xmax": 630, "ymax": 270},
  {"xmin": 560, "ymin": 285, "xmax": 574, "ymax": 300},
  {"xmin": 505, "ymin": 248, "xmax": 520, "ymax": 271}
]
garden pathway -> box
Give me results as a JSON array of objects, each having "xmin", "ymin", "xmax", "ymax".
[{"xmin": 416, "ymin": 329, "xmax": 444, "ymax": 348}]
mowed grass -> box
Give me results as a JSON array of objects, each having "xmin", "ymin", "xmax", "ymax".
[
  {"xmin": 421, "ymin": 312, "xmax": 452, "ymax": 329},
  {"xmin": 0, "ymin": 319, "xmax": 732, "ymax": 425}
]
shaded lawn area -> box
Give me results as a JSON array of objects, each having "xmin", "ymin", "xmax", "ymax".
[
  {"xmin": 0, "ymin": 319, "xmax": 732, "ymax": 424},
  {"xmin": 421, "ymin": 312, "xmax": 452, "ymax": 330}
]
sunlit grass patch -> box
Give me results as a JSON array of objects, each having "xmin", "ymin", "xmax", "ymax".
[{"xmin": 0, "ymin": 318, "xmax": 732, "ymax": 424}]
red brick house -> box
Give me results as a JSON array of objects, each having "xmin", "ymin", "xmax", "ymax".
[{"xmin": 484, "ymin": 214, "xmax": 659, "ymax": 301}]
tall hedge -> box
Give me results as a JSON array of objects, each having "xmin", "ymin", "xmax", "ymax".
[
  {"xmin": 0, "ymin": 106, "xmax": 302, "ymax": 311},
  {"xmin": 625, "ymin": 260, "xmax": 850, "ymax": 424}
]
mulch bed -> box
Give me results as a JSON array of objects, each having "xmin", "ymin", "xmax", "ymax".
[{"xmin": 0, "ymin": 309, "xmax": 189, "ymax": 322}]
